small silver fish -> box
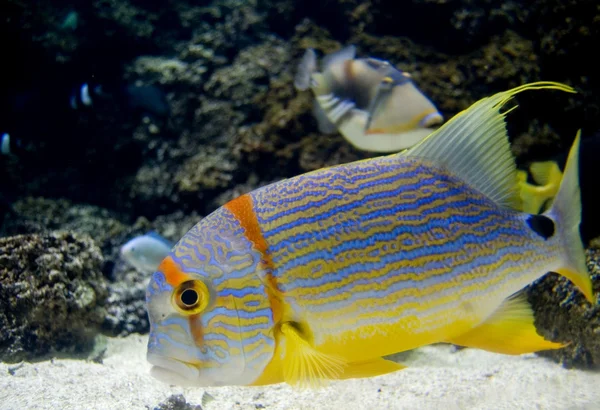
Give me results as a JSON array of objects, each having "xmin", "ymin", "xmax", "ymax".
[
  {"xmin": 120, "ymin": 232, "xmax": 173, "ymax": 274},
  {"xmin": 295, "ymin": 45, "xmax": 444, "ymax": 153}
]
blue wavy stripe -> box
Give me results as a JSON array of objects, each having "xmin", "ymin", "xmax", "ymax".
[
  {"xmin": 255, "ymin": 169, "xmax": 437, "ymax": 233},
  {"xmin": 273, "ymin": 211, "xmax": 511, "ymax": 282},
  {"xmin": 301, "ymin": 234, "xmax": 532, "ymax": 310},
  {"xmin": 256, "ymin": 168, "xmax": 422, "ymax": 208},
  {"xmin": 266, "ymin": 192, "xmax": 478, "ymax": 254}
]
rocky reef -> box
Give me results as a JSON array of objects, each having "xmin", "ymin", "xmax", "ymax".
[
  {"xmin": 0, "ymin": 198, "xmax": 200, "ymax": 336},
  {"xmin": 1, "ymin": 0, "xmax": 599, "ymax": 367},
  {"xmin": 528, "ymin": 246, "xmax": 600, "ymax": 368},
  {"xmin": 0, "ymin": 232, "xmax": 107, "ymax": 362}
]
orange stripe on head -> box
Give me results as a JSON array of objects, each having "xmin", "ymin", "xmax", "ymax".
[
  {"xmin": 158, "ymin": 255, "xmax": 191, "ymax": 287},
  {"xmin": 224, "ymin": 194, "xmax": 283, "ymax": 324},
  {"xmin": 224, "ymin": 194, "xmax": 270, "ymax": 260}
]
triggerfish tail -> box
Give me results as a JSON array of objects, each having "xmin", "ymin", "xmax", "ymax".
[
  {"xmin": 545, "ymin": 130, "xmax": 595, "ymax": 304},
  {"xmin": 294, "ymin": 49, "xmax": 318, "ymax": 91}
]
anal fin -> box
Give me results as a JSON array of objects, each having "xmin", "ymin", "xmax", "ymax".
[
  {"xmin": 444, "ymin": 293, "xmax": 565, "ymax": 355},
  {"xmin": 338, "ymin": 357, "xmax": 405, "ymax": 380}
]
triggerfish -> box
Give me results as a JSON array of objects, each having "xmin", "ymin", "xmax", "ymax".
[
  {"xmin": 146, "ymin": 81, "xmax": 594, "ymax": 388},
  {"xmin": 294, "ymin": 45, "xmax": 443, "ymax": 153}
]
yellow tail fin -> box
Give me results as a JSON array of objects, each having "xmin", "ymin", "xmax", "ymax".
[{"xmin": 546, "ymin": 131, "xmax": 595, "ymax": 304}]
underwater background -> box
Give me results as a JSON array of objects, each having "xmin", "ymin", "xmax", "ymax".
[{"xmin": 1, "ymin": 0, "xmax": 600, "ymax": 408}]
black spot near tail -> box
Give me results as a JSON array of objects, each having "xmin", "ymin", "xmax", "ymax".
[{"xmin": 527, "ymin": 214, "xmax": 555, "ymax": 240}]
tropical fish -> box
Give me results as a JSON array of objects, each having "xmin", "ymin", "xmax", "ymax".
[
  {"xmin": 120, "ymin": 232, "xmax": 173, "ymax": 274},
  {"xmin": 294, "ymin": 45, "xmax": 443, "ymax": 153},
  {"xmin": 146, "ymin": 82, "xmax": 594, "ymax": 388}
]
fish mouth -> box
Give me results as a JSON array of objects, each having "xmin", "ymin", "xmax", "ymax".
[{"xmin": 147, "ymin": 353, "xmax": 202, "ymax": 386}]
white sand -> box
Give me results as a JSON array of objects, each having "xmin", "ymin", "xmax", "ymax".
[{"xmin": 1, "ymin": 334, "xmax": 599, "ymax": 410}]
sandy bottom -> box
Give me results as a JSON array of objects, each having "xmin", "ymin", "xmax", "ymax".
[{"xmin": 1, "ymin": 334, "xmax": 599, "ymax": 410}]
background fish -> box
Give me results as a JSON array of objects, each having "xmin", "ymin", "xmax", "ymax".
[
  {"xmin": 518, "ymin": 161, "xmax": 563, "ymax": 214},
  {"xmin": 120, "ymin": 232, "xmax": 173, "ymax": 274},
  {"xmin": 1, "ymin": 133, "xmax": 11, "ymax": 155},
  {"xmin": 294, "ymin": 45, "xmax": 444, "ymax": 153},
  {"xmin": 518, "ymin": 130, "xmax": 600, "ymax": 244},
  {"xmin": 0, "ymin": 81, "xmax": 169, "ymax": 158},
  {"xmin": 146, "ymin": 82, "xmax": 593, "ymax": 388}
]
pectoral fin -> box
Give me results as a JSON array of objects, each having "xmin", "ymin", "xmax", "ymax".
[
  {"xmin": 445, "ymin": 293, "xmax": 565, "ymax": 355},
  {"xmin": 280, "ymin": 322, "xmax": 346, "ymax": 388}
]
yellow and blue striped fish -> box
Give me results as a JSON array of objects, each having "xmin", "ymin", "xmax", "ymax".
[{"xmin": 146, "ymin": 82, "xmax": 595, "ymax": 388}]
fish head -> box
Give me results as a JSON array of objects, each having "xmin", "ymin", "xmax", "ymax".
[
  {"xmin": 120, "ymin": 237, "xmax": 144, "ymax": 266},
  {"xmin": 145, "ymin": 211, "xmax": 277, "ymax": 387}
]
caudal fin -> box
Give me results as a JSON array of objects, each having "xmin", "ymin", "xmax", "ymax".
[
  {"xmin": 546, "ymin": 131, "xmax": 595, "ymax": 304},
  {"xmin": 294, "ymin": 49, "xmax": 318, "ymax": 91}
]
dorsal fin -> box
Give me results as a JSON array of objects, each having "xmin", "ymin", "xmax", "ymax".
[
  {"xmin": 146, "ymin": 231, "xmax": 172, "ymax": 247},
  {"xmin": 403, "ymin": 82, "xmax": 577, "ymax": 209}
]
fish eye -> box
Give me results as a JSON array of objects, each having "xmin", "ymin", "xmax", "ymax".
[
  {"xmin": 173, "ymin": 280, "xmax": 209, "ymax": 315},
  {"xmin": 181, "ymin": 289, "xmax": 198, "ymax": 306}
]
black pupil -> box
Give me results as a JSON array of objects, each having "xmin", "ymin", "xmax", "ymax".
[{"xmin": 181, "ymin": 289, "xmax": 199, "ymax": 306}]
